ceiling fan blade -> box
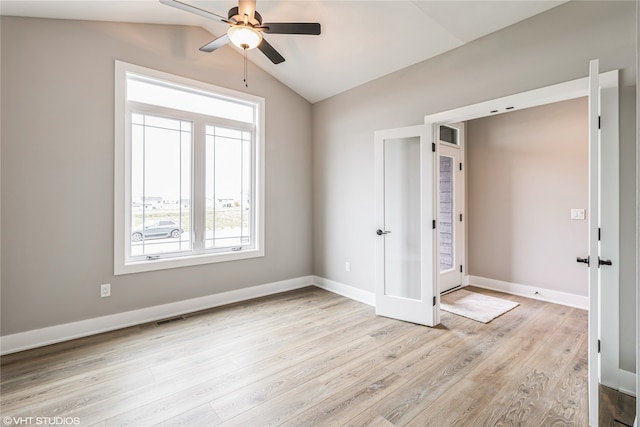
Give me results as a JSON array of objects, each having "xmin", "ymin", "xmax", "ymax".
[
  {"xmin": 199, "ymin": 34, "xmax": 230, "ymax": 52},
  {"xmin": 238, "ymin": 0, "xmax": 257, "ymax": 23},
  {"xmin": 258, "ymin": 38, "xmax": 285, "ymax": 64},
  {"xmin": 260, "ymin": 23, "xmax": 321, "ymax": 35},
  {"xmin": 159, "ymin": 0, "xmax": 230, "ymax": 24}
]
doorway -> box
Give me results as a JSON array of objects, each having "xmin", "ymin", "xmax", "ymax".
[
  {"xmin": 424, "ymin": 66, "xmax": 619, "ymax": 426},
  {"xmin": 375, "ymin": 66, "xmax": 619, "ymax": 426},
  {"xmin": 438, "ymin": 123, "xmax": 465, "ymax": 294}
]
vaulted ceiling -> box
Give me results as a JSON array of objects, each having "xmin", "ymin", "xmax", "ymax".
[{"xmin": 0, "ymin": 0, "xmax": 567, "ymax": 103}]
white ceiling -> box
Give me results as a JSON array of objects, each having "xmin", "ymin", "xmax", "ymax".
[{"xmin": 0, "ymin": 0, "xmax": 567, "ymax": 103}]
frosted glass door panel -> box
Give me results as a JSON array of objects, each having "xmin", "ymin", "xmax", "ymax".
[{"xmin": 383, "ymin": 137, "xmax": 421, "ymax": 300}]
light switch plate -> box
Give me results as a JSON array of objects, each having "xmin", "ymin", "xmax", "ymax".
[{"xmin": 571, "ymin": 209, "xmax": 585, "ymax": 220}]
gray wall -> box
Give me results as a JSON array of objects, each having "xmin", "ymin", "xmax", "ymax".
[
  {"xmin": 466, "ymin": 98, "xmax": 588, "ymax": 296},
  {"xmin": 0, "ymin": 17, "xmax": 313, "ymax": 335},
  {"xmin": 312, "ymin": 1, "xmax": 636, "ymax": 371}
]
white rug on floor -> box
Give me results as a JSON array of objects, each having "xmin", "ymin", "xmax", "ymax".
[{"xmin": 440, "ymin": 289, "xmax": 519, "ymax": 323}]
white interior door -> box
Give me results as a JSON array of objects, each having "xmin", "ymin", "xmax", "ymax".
[
  {"xmin": 374, "ymin": 125, "xmax": 438, "ymax": 326},
  {"xmin": 585, "ymin": 61, "xmax": 620, "ymax": 427},
  {"xmin": 582, "ymin": 61, "xmax": 620, "ymax": 426},
  {"xmin": 597, "ymin": 69, "xmax": 620, "ymax": 391},
  {"xmin": 437, "ymin": 124, "xmax": 465, "ymax": 294},
  {"xmin": 586, "ymin": 58, "xmax": 601, "ymax": 427}
]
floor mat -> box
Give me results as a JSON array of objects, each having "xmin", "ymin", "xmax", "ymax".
[{"xmin": 440, "ymin": 289, "xmax": 519, "ymax": 323}]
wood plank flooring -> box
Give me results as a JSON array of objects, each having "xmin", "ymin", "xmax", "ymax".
[
  {"xmin": 0, "ymin": 286, "xmax": 631, "ymax": 426},
  {"xmin": 600, "ymin": 385, "xmax": 636, "ymax": 427}
]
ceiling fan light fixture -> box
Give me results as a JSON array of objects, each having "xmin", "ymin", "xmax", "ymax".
[{"xmin": 227, "ymin": 26, "xmax": 262, "ymax": 50}]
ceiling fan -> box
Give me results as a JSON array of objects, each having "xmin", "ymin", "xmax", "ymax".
[{"xmin": 159, "ymin": 0, "xmax": 321, "ymax": 65}]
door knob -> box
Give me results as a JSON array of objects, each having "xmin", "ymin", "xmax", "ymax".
[
  {"xmin": 576, "ymin": 256, "xmax": 590, "ymax": 266},
  {"xmin": 376, "ymin": 229, "xmax": 391, "ymax": 236},
  {"xmin": 598, "ymin": 257, "xmax": 613, "ymax": 267}
]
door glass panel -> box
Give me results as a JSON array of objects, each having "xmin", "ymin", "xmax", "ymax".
[
  {"xmin": 383, "ymin": 137, "xmax": 421, "ymax": 300},
  {"xmin": 439, "ymin": 125, "xmax": 458, "ymax": 145},
  {"xmin": 439, "ymin": 155, "xmax": 454, "ymax": 272}
]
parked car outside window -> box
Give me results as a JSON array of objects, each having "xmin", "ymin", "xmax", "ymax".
[{"xmin": 132, "ymin": 220, "xmax": 183, "ymax": 241}]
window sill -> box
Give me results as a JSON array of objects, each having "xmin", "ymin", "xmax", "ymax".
[{"xmin": 115, "ymin": 248, "xmax": 264, "ymax": 275}]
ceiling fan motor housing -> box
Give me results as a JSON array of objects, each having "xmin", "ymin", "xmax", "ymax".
[{"xmin": 228, "ymin": 6, "xmax": 262, "ymax": 26}]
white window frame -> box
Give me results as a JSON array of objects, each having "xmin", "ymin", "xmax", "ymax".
[{"xmin": 114, "ymin": 61, "xmax": 265, "ymax": 275}]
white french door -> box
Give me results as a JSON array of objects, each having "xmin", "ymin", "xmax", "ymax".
[
  {"xmin": 596, "ymin": 68, "xmax": 620, "ymax": 393},
  {"xmin": 585, "ymin": 58, "xmax": 601, "ymax": 427},
  {"xmin": 374, "ymin": 125, "xmax": 438, "ymax": 326},
  {"xmin": 584, "ymin": 59, "xmax": 619, "ymax": 427}
]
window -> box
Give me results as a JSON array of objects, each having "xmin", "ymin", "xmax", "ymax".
[
  {"xmin": 439, "ymin": 124, "xmax": 459, "ymax": 145},
  {"xmin": 115, "ymin": 61, "xmax": 265, "ymax": 275}
]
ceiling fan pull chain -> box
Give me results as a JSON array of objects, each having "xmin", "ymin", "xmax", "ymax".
[{"xmin": 243, "ymin": 48, "xmax": 249, "ymax": 88}]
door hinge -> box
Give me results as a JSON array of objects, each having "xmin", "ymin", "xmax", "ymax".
[
  {"xmin": 598, "ymin": 116, "xmax": 601, "ymax": 130},
  {"xmin": 598, "ymin": 228, "xmax": 601, "ymax": 241},
  {"xmin": 460, "ymin": 265, "xmax": 463, "ymax": 273},
  {"xmin": 432, "ymin": 219, "xmax": 436, "ymax": 229},
  {"xmin": 459, "ymin": 162, "xmax": 463, "ymax": 171},
  {"xmin": 598, "ymin": 339, "xmax": 601, "ymax": 353},
  {"xmin": 433, "ymin": 296, "xmax": 436, "ymax": 306},
  {"xmin": 432, "ymin": 142, "xmax": 436, "ymax": 152},
  {"xmin": 459, "ymin": 213, "xmax": 463, "ymax": 222}
]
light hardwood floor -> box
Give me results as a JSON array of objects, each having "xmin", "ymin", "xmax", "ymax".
[
  {"xmin": 600, "ymin": 385, "xmax": 636, "ymax": 427},
  {"xmin": 0, "ymin": 286, "xmax": 632, "ymax": 426}
]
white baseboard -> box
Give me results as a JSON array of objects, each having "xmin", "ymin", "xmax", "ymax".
[
  {"xmin": 0, "ymin": 276, "xmax": 314, "ymax": 356},
  {"xmin": 619, "ymin": 369, "xmax": 637, "ymax": 397},
  {"xmin": 312, "ymin": 276, "xmax": 375, "ymax": 307},
  {"xmin": 468, "ymin": 275, "xmax": 588, "ymax": 310}
]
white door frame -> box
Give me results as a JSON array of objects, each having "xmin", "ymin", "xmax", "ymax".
[{"xmin": 424, "ymin": 68, "xmax": 619, "ymax": 427}]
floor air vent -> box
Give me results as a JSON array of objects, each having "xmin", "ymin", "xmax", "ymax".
[{"xmin": 155, "ymin": 316, "xmax": 186, "ymax": 326}]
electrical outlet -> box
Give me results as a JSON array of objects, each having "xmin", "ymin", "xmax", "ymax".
[
  {"xmin": 100, "ymin": 283, "xmax": 111, "ymax": 298},
  {"xmin": 345, "ymin": 262, "xmax": 351, "ymax": 272}
]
